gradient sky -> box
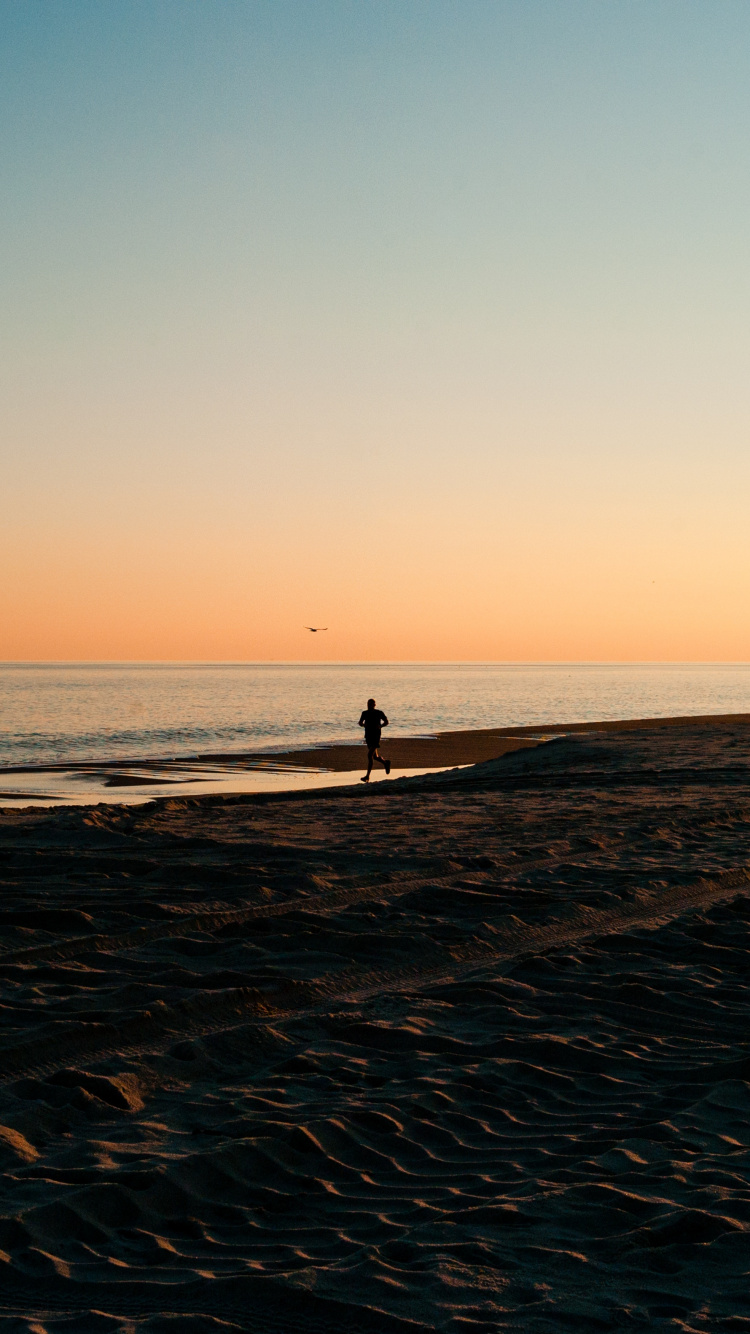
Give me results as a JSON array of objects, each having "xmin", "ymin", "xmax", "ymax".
[{"xmin": 2, "ymin": 0, "xmax": 749, "ymax": 661}]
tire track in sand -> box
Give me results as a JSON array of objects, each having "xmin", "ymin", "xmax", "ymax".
[
  {"xmin": 1, "ymin": 866, "xmax": 748, "ymax": 1084},
  {"xmin": 0, "ymin": 868, "xmax": 491, "ymax": 968},
  {"xmin": 0, "ymin": 841, "xmax": 617, "ymax": 969}
]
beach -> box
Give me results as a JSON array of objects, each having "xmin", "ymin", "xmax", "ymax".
[
  {"xmin": 255, "ymin": 709, "xmax": 750, "ymax": 770},
  {"xmin": 2, "ymin": 713, "xmax": 750, "ymax": 1330}
]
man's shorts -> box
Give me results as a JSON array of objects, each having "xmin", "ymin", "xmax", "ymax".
[{"xmin": 364, "ymin": 734, "xmax": 381, "ymax": 749}]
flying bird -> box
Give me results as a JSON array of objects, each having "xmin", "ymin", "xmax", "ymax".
[{"xmin": 304, "ymin": 626, "xmax": 328, "ymax": 632}]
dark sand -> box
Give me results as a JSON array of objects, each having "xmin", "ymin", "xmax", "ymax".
[
  {"xmin": 252, "ymin": 711, "xmax": 750, "ymax": 773},
  {"xmin": 2, "ymin": 715, "xmax": 750, "ymax": 1331}
]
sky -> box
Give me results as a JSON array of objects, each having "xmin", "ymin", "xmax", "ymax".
[{"xmin": 2, "ymin": 0, "xmax": 749, "ymax": 662}]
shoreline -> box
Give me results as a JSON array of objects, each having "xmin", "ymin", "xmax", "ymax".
[
  {"xmin": 2, "ymin": 710, "xmax": 750, "ymax": 779},
  {"xmin": 248, "ymin": 709, "xmax": 750, "ymax": 772}
]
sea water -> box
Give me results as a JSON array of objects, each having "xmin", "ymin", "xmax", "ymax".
[{"xmin": 2, "ymin": 662, "xmax": 750, "ymax": 770}]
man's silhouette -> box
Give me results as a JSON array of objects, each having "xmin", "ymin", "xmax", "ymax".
[{"xmin": 358, "ymin": 698, "xmax": 391, "ymax": 783}]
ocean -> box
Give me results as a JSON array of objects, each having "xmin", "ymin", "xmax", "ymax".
[{"xmin": 2, "ymin": 661, "xmax": 750, "ymax": 770}]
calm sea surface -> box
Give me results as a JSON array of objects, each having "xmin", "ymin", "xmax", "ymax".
[{"xmin": 2, "ymin": 663, "xmax": 750, "ymax": 770}]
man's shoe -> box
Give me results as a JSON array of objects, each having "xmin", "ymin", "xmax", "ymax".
[
  {"xmin": 361, "ymin": 776, "xmax": 369, "ymax": 783},
  {"xmin": 384, "ymin": 761, "xmax": 391, "ymax": 775}
]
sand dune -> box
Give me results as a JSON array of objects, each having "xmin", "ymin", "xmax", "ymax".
[{"xmin": 1, "ymin": 718, "xmax": 750, "ymax": 1330}]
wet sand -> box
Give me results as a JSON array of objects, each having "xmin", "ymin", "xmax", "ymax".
[
  {"xmin": 5, "ymin": 712, "xmax": 746, "ymax": 804},
  {"xmin": 245, "ymin": 710, "xmax": 750, "ymax": 771},
  {"xmin": 0, "ymin": 722, "xmax": 542, "ymax": 805},
  {"xmin": 2, "ymin": 714, "xmax": 750, "ymax": 1330}
]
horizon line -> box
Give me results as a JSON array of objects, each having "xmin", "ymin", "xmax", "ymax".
[{"xmin": 2, "ymin": 660, "xmax": 750, "ymax": 669}]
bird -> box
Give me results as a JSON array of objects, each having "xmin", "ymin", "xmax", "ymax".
[{"xmin": 304, "ymin": 626, "xmax": 328, "ymax": 632}]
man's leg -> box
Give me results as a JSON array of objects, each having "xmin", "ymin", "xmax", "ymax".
[
  {"xmin": 373, "ymin": 746, "xmax": 391, "ymax": 774},
  {"xmin": 362, "ymin": 743, "xmax": 391, "ymax": 781}
]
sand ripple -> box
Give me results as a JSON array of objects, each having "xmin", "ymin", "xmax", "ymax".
[{"xmin": 1, "ymin": 722, "xmax": 750, "ymax": 1330}]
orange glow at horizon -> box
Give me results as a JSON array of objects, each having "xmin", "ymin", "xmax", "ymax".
[{"xmin": 3, "ymin": 422, "xmax": 749, "ymax": 662}]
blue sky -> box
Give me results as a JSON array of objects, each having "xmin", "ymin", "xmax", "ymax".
[{"xmin": 2, "ymin": 1, "xmax": 750, "ymax": 659}]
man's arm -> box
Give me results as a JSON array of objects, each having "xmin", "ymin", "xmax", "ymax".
[
  {"xmin": 380, "ymin": 712, "xmax": 389, "ymax": 726},
  {"xmin": 358, "ymin": 712, "xmax": 366, "ymax": 727}
]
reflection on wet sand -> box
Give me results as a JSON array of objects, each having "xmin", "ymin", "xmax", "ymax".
[{"xmin": 0, "ymin": 724, "xmax": 546, "ymax": 805}]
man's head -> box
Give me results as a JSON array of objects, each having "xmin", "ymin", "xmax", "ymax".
[{"xmin": 367, "ymin": 698, "xmax": 376, "ymax": 709}]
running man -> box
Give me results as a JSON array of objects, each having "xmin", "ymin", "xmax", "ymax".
[{"xmin": 358, "ymin": 698, "xmax": 391, "ymax": 782}]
